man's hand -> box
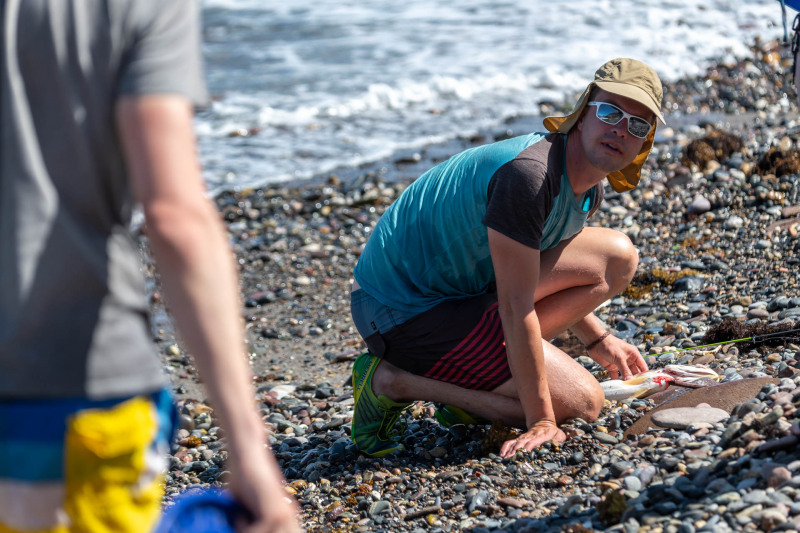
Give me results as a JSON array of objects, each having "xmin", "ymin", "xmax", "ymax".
[
  {"xmin": 499, "ymin": 420, "xmax": 566, "ymax": 459},
  {"xmin": 588, "ymin": 334, "xmax": 648, "ymax": 380},
  {"xmin": 230, "ymin": 450, "xmax": 302, "ymax": 533}
]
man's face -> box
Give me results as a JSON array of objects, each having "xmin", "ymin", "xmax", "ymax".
[{"xmin": 576, "ymin": 89, "xmax": 651, "ymax": 174}]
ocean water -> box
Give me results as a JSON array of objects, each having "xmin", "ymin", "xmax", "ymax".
[{"xmin": 197, "ymin": 0, "xmax": 787, "ymax": 194}]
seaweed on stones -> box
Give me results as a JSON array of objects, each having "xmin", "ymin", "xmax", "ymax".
[
  {"xmin": 623, "ymin": 268, "xmax": 701, "ymax": 298},
  {"xmin": 756, "ymin": 147, "xmax": 800, "ymax": 178},
  {"xmin": 681, "ymin": 130, "xmax": 744, "ymax": 170},
  {"xmin": 596, "ymin": 489, "xmax": 627, "ymax": 526},
  {"xmin": 701, "ymin": 317, "xmax": 800, "ymax": 351},
  {"xmin": 481, "ymin": 419, "xmax": 519, "ymax": 455}
]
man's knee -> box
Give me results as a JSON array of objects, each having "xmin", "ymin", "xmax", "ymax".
[
  {"xmin": 559, "ymin": 378, "xmax": 604, "ymax": 423},
  {"xmin": 606, "ymin": 231, "xmax": 638, "ymax": 289},
  {"xmin": 576, "ymin": 378, "xmax": 604, "ymax": 422},
  {"xmin": 583, "ymin": 379, "xmax": 605, "ymax": 421}
]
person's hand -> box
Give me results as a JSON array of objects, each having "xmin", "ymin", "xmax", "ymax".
[
  {"xmin": 228, "ymin": 449, "xmax": 302, "ymax": 533},
  {"xmin": 499, "ymin": 419, "xmax": 566, "ymax": 459},
  {"xmin": 588, "ymin": 334, "xmax": 648, "ymax": 380}
]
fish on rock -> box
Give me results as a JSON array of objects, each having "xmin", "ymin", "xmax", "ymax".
[{"xmin": 601, "ymin": 364, "xmax": 721, "ymax": 401}]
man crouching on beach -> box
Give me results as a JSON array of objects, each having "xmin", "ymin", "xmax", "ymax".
[{"xmin": 349, "ymin": 58, "xmax": 663, "ymax": 459}]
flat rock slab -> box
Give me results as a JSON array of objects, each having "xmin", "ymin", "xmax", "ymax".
[
  {"xmin": 782, "ymin": 204, "xmax": 800, "ymax": 217},
  {"xmin": 623, "ymin": 377, "xmax": 779, "ymax": 438},
  {"xmin": 767, "ymin": 216, "xmax": 800, "ymax": 234},
  {"xmin": 650, "ymin": 406, "xmax": 729, "ymax": 429}
]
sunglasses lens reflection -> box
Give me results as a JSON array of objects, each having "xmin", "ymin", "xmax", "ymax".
[
  {"xmin": 594, "ymin": 103, "xmax": 651, "ymax": 139},
  {"xmin": 627, "ymin": 118, "xmax": 651, "ymax": 138}
]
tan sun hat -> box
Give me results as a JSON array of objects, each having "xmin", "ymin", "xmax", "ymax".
[{"xmin": 543, "ymin": 58, "xmax": 665, "ymax": 192}]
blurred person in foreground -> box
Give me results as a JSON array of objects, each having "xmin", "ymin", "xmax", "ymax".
[
  {"xmin": 0, "ymin": 0, "xmax": 299, "ymax": 531},
  {"xmin": 349, "ymin": 58, "xmax": 663, "ymax": 459}
]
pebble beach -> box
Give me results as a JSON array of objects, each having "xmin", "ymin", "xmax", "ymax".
[{"xmin": 147, "ymin": 39, "xmax": 800, "ymax": 532}]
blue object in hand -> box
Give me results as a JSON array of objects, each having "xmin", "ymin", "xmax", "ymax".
[{"xmin": 154, "ymin": 488, "xmax": 247, "ymax": 533}]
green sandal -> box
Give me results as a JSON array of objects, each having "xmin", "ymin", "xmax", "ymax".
[
  {"xmin": 351, "ymin": 353, "xmax": 411, "ymax": 457},
  {"xmin": 434, "ymin": 404, "xmax": 487, "ymax": 428}
]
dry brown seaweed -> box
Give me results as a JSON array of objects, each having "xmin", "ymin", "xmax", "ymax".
[
  {"xmin": 623, "ymin": 268, "xmax": 701, "ymax": 298},
  {"xmin": 756, "ymin": 147, "xmax": 800, "ymax": 177},
  {"xmin": 682, "ymin": 130, "xmax": 744, "ymax": 169},
  {"xmin": 701, "ymin": 317, "xmax": 800, "ymax": 351}
]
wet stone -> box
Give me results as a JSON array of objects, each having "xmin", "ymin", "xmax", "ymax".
[
  {"xmin": 651, "ymin": 406, "xmax": 729, "ymax": 429},
  {"xmin": 609, "ymin": 460, "xmax": 635, "ymax": 477},
  {"xmin": 595, "ymin": 432, "xmax": 619, "ymax": 445}
]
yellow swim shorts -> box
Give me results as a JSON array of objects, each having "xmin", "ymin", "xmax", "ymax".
[{"xmin": 0, "ymin": 390, "xmax": 175, "ymax": 533}]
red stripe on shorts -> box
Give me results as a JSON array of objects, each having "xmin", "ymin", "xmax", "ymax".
[
  {"xmin": 423, "ymin": 302, "xmax": 511, "ymax": 390},
  {"xmin": 439, "ymin": 314, "xmax": 503, "ymax": 385}
]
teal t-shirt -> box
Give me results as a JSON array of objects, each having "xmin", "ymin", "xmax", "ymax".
[{"xmin": 354, "ymin": 133, "xmax": 599, "ymax": 314}]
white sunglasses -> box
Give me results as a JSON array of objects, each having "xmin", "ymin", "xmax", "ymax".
[{"xmin": 587, "ymin": 101, "xmax": 653, "ymax": 139}]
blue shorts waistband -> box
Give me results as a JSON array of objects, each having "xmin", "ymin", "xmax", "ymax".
[{"xmin": 0, "ymin": 389, "xmax": 175, "ymax": 482}]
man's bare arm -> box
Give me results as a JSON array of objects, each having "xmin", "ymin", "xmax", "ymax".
[
  {"xmin": 116, "ymin": 95, "xmax": 300, "ymax": 533},
  {"xmin": 488, "ymin": 229, "xmax": 565, "ymax": 458}
]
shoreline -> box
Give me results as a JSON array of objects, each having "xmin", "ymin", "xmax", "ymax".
[
  {"xmin": 205, "ymin": 107, "xmax": 773, "ymax": 200},
  {"xmin": 151, "ymin": 39, "xmax": 800, "ymax": 531}
]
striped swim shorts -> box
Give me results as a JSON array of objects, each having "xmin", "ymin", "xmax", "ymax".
[
  {"xmin": 351, "ymin": 290, "xmax": 511, "ymax": 391},
  {"xmin": 0, "ymin": 389, "xmax": 176, "ymax": 533}
]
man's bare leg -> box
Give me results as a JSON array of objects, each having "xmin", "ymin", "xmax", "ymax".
[
  {"xmin": 535, "ymin": 227, "xmax": 638, "ymax": 339},
  {"xmin": 363, "ymin": 226, "xmax": 635, "ymax": 427},
  {"xmin": 370, "ymin": 339, "xmax": 603, "ymax": 427}
]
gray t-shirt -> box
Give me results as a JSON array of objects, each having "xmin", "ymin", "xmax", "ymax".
[{"xmin": 0, "ymin": 0, "xmax": 208, "ymax": 398}]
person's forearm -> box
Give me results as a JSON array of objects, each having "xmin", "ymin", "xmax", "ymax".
[
  {"xmin": 145, "ymin": 199, "xmax": 266, "ymax": 450},
  {"xmin": 118, "ymin": 96, "xmax": 298, "ymax": 529},
  {"xmin": 148, "ymin": 209, "xmax": 298, "ymax": 527},
  {"xmin": 569, "ymin": 313, "xmax": 608, "ymax": 345},
  {"xmin": 116, "ymin": 96, "xmax": 265, "ymax": 449},
  {"xmin": 501, "ymin": 306, "xmax": 556, "ymax": 428}
]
